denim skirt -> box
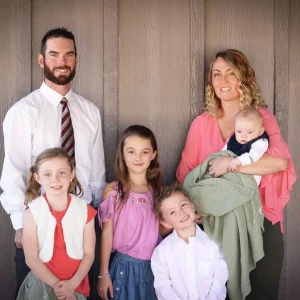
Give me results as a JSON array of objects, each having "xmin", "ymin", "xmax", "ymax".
[
  {"xmin": 109, "ymin": 251, "xmax": 157, "ymax": 300},
  {"xmin": 16, "ymin": 271, "xmax": 86, "ymax": 300}
]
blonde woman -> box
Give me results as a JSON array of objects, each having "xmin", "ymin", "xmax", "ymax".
[{"xmin": 177, "ymin": 49, "xmax": 296, "ymax": 300}]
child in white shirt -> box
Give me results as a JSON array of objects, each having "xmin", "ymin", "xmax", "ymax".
[
  {"xmin": 223, "ymin": 107, "xmax": 269, "ymax": 185},
  {"xmin": 151, "ymin": 184, "xmax": 228, "ymax": 300}
]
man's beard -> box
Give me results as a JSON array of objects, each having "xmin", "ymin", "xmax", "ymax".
[{"xmin": 44, "ymin": 61, "xmax": 76, "ymax": 85}]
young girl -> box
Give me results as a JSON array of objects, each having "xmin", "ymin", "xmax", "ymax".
[
  {"xmin": 17, "ymin": 148, "xmax": 96, "ymax": 300},
  {"xmin": 97, "ymin": 125, "xmax": 163, "ymax": 300}
]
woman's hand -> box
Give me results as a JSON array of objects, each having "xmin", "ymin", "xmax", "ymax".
[
  {"xmin": 208, "ymin": 156, "xmax": 232, "ymax": 177},
  {"xmin": 97, "ymin": 277, "xmax": 114, "ymax": 300},
  {"xmin": 194, "ymin": 213, "xmax": 202, "ymax": 224}
]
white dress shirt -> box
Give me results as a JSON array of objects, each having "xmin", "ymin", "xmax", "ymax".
[
  {"xmin": 0, "ymin": 82, "xmax": 106, "ymax": 230},
  {"xmin": 222, "ymin": 138, "xmax": 269, "ymax": 185},
  {"xmin": 151, "ymin": 224, "xmax": 228, "ymax": 300}
]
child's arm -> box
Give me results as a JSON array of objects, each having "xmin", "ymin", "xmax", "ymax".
[
  {"xmin": 54, "ymin": 218, "xmax": 96, "ymax": 299},
  {"xmin": 205, "ymin": 242, "xmax": 228, "ymax": 300},
  {"xmin": 98, "ymin": 219, "xmax": 114, "ymax": 300},
  {"xmin": 22, "ymin": 210, "xmax": 60, "ymax": 287},
  {"xmin": 151, "ymin": 246, "xmax": 182, "ymax": 300},
  {"xmin": 230, "ymin": 139, "xmax": 268, "ymax": 172},
  {"xmin": 237, "ymin": 139, "xmax": 269, "ymax": 166}
]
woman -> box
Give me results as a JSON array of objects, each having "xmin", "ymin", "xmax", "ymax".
[{"xmin": 177, "ymin": 49, "xmax": 296, "ymax": 300}]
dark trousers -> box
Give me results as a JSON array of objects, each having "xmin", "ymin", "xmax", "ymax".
[
  {"xmin": 14, "ymin": 248, "xmax": 30, "ymax": 299},
  {"xmin": 245, "ymin": 219, "xmax": 284, "ymax": 300},
  {"xmin": 87, "ymin": 212, "xmax": 101, "ymax": 300}
]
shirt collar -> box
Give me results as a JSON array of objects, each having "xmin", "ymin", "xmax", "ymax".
[
  {"xmin": 40, "ymin": 82, "xmax": 73, "ymax": 108},
  {"xmin": 171, "ymin": 223, "xmax": 208, "ymax": 244}
]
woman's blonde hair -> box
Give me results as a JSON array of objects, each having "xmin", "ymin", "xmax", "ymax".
[
  {"xmin": 25, "ymin": 148, "xmax": 83, "ymax": 205},
  {"xmin": 204, "ymin": 49, "xmax": 267, "ymax": 118}
]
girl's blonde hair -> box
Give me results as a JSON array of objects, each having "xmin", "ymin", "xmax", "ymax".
[
  {"xmin": 115, "ymin": 125, "xmax": 163, "ymax": 208},
  {"xmin": 204, "ymin": 49, "xmax": 267, "ymax": 118},
  {"xmin": 25, "ymin": 148, "xmax": 83, "ymax": 205}
]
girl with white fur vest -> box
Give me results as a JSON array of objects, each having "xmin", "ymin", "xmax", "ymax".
[{"xmin": 17, "ymin": 148, "xmax": 96, "ymax": 300}]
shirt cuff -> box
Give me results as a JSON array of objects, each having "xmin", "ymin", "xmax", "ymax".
[{"xmin": 10, "ymin": 211, "xmax": 24, "ymax": 230}]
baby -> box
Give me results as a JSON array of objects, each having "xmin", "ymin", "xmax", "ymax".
[
  {"xmin": 151, "ymin": 184, "xmax": 228, "ymax": 300},
  {"xmin": 223, "ymin": 107, "xmax": 269, "ymax": 184}
]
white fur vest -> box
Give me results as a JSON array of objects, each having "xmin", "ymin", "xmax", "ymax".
[{"xmin": 28, "ymin": 195, "xmax": 87, "ymax": 262}]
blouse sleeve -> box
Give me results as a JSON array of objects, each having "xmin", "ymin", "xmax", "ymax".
[
  {"xmin": 259, "ymin": 109, "xmax": 296, "ymax": 231},
  {"xmin": 176, "ymin": 118, "xmax": 201, "ymax": 184},
  {"xmin": 97, "ymin": 188, "xmax": 118, "ymax": 227},
  {"xmin": 86, "ymin": 205, "xmax": 97, "ymax": 223}
]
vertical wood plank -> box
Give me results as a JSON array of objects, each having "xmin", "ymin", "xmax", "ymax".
[
  {"xmin": 103, "ymin": 0, "xmax": 119, "ymax": 181},
  {"xmin": 189, "ymin": 0, "xmax": 205, "ymax": 122},
  {"xmin": 0, "ymin": 0, "xmax": 31, "ymax": 297},
  {"xmin": 118, "ymin": 0, "xmax": 191, "ymax": 183},
  {"xmin": 275, "ymin": 1, "xmax": 289, "ymax": 298},
  {"xmin": 286, "ymin": 0, "xmax": 300, "ymax": 298}
]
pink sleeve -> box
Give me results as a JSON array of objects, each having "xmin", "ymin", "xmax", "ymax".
[
  {"xmin": 176, "ymin": 118, "xmax": 201, "ymax": 183},
  {"xmin": 97, "ymin": 188, "xmax": 118, "ymax": 227},
  {"xmin": 259, "ymin": 109, "xmax": 296, "ymax": 231}
]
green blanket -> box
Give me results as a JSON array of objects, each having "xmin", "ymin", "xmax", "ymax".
[{"xmin": 183, "ymin": 151, "xmax": 264, "ymax": 300}]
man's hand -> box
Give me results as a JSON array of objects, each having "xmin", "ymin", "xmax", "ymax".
[{"xmin": 14, "ymin": 228, "xmax": 23, "ymax": 249}]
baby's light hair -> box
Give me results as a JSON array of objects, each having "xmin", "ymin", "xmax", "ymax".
[
  {"xmin": 25, "ymin": 148, "xmax": 83, "ymax": 205},
  {"xmin": 235, "ymin": 107, "xmax": 263, "ymax": 127},
  {"xmin": 154, "ymin": 183, "xmax": 190, "ymax": 220}
]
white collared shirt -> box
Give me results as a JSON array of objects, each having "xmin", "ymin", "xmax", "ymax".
[
  {"xmin": 0, "ymin": 82, "xmax": 106, "ymax": 230},
  {"xmin": 151, "ymin": 224, "xmax": 228, "ymax": 300}
]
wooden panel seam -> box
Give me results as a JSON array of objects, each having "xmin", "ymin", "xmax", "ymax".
[
  {"xmin": 103, "ymin": 0, "xmax": 119, "ymax": 181},
  {"xmin": 275, "ymin": 0, "xmax": 289, "ymax": 299},
  {"xmin": 189, "ymin": 0, "xmax": 205, "ymax": 124}
]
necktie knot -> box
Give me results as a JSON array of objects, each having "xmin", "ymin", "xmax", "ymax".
[{"xmin": 61, "ymin": 97, "xmax": 68, "ymax": 105}]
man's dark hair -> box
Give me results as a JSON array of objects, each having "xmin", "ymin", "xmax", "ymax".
[{"xmin": 41, "ymin": 27, "xmax": 77, "ymax": 56}]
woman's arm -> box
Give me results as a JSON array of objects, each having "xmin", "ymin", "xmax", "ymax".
[
  {"xmin": 238, "ymin": 153, "xmax": 288, "ymax": 175},
  {"xmin": 98, "ymin": 219, "xmax": 114, "ymax": 300},
  {"xmin": 208, "ymin": 153, "xmax": 288, "ymax": 177},
  {"xmin": 22, "ymin": 210, "xmax": 60, "ymax": 287}
]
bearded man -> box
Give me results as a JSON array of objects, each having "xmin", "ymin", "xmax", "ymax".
[{"xmin": 0, "ymin": 27, "xmax": 106, "ymax": 298}]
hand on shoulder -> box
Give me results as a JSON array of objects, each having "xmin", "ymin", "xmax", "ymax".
[{"xmin": 102, "ymin": 182, "xmax": 118, "ymax": 202}]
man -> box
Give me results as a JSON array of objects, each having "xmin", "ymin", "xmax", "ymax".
[{"xmin": 0, "ymin": 27, "xmax": 106, "ymax": 298}]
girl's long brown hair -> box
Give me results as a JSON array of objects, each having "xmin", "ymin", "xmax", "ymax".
[
  {"xmin": 25, "ymin": 148, "xmax": 83, "ymax": 205},
  {"xmin": 204, "ymin": 49, "xmax": 267, "ymax": 118},
  {"xmin": 115, "ymin": 125, "xmax": 163, "ymax": 208}
]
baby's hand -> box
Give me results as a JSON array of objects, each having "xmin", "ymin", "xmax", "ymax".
[{"xmin": 229, "ymin": 158, "xmax": 242, "ymax": 172}]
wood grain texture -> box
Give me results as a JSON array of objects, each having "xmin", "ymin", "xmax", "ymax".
[
  {"xmin": 0, "ymin": 1, "xmax": 31, "ymax": 297},
  {"xmin": 189, "ymin": 0, "xmax": 205, "ymax": 122},
  {"xmin": 205, "ymin": 0, "xmax": 275, "ymax": 111},
  {"xmin": 103, "ymin": 0, "xmax": 119, "ymax": 181},
  {"xmin": 286, "ymin": 0, "xmax": 300, "ymax": 299},
  {"xmin": 275, "ymin": 1, "xmax": 289, "ymax": 299},
  {"xmin": 118, "ymin": 0, "xmax": 191, "ymax": 183}
]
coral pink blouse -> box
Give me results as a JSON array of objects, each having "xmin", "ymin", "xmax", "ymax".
[{"xmin": 176, "ymin": 108, "xmax": 296, "ymax": 232}]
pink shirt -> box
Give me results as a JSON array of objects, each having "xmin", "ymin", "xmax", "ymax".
[
  {"xmin": 176, "ymin": 108, "xmax": 296, "ymax": 232},
  {"xmin": 99, "ymin": 183, "xmax": 159, "ymax": 260}
]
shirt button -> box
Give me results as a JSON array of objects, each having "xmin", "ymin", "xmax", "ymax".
[
  {"xmin": 116, "ymin": 287, "xmax": 120, "ymax": 291},
  {"xmin": 120, "ymin": 271, "xmax": 123, "ymax": 275}
]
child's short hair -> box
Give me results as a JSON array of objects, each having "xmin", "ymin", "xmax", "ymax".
[
  {"xmin": 154, "ymin": 183, "xmax": 190, "ymax": 220},
  {"xmin": 235, "ymin": 107, "xmax": 263, "ymax": 126}
]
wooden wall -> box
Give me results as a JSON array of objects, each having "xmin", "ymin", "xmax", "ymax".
[{"xmin": 0, "ymin": 0, "xmax": 299, "ymax": 299}]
